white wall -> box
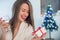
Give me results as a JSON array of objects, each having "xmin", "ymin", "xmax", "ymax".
[
  {"xmin": 29, "ymin": 0, "xmax": 41, "ymax": 28},
  {"xmin": 0, "ymin": 0, "xmax": 15, "ymax": 19}
]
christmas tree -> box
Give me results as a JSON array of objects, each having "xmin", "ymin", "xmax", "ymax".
[{"xmin": 42, "ymin": 4, "xmax": 58, "ymax": 40}]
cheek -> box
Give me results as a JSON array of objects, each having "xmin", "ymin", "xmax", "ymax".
[
  {"xmin": 18, "ymin": 10, "xmax": 29, "ymax": 22},
  {"xmin": 18, "ymin": 12, "xmax": 23, "ymax": 18},
  {"xmin": 18, "ymin": 12, "xmax": 25, "ymax": 21},
  {"xmin": 18, "ymin": 12, "xmax": 23, "ymax": 20},
  {"xmin": 18, "ymin": 13, "xmax": 21, "ymax": 19},
  {"xmin": 18, "ymin": 10, "xmax": 23, "ymax": 17}
]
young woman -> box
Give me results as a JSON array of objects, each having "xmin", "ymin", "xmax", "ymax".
[{"xmin": 0, "ymin": 0, "xmax": 46, "ymax": 40}]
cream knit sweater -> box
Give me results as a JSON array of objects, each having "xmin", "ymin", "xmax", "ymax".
[{"xmin": 0, "ymin": 21, "xmax": 33, "ymax": 40}]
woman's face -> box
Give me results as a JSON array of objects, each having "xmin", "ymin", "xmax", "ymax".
[{"xmin": 18, "ymin": 3, "xmax": 29, "ymax": 22}]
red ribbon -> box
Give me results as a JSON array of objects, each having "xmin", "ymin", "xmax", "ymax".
[{"xmin": 32, "ymin": 27, "xmax": 46, "ymax": 37}]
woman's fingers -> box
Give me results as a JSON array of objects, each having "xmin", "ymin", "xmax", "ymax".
[
  {"xmin": 2, "ymin": 20, "xmax": 9, "ymax": 27},
  {"xmin": 32, "ymin": 37, "xmax": 41, "ymax": 40},
  {"xmin": 32, "ymin": 35, "xmax": 37, "ymax": 40},
  {"xmin": 32, "ymin": 35, "xmax": 41, "ymax": 40},
  {"xmin": 32, "ymin": 33, "xmax": 46, "ymax": 40},
  {"xmin": 0, "ymin": 18, "xmax": 9, "ymax": 30},
  {"xmin": 42, "ymin": 33, "xmax": 46, "ymax": 39},
  {"xmin": 2, "ymin": 22, "xmax": 9, "ymax": 28}
]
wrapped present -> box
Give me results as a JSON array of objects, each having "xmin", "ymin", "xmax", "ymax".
[{"xmin": 32, "ymin": 27, "xmax": 46, "ymax": 37}]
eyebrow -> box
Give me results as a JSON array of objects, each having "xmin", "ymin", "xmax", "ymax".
[{"xmin": 22, "ymin": 8, "xmax": 29, "ymax": 12}]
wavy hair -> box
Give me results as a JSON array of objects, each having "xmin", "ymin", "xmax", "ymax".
[{"xmin": 9, "ymin": 0, "xmax": 34, "ymax": 34}]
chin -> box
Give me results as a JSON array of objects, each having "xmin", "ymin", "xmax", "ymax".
[
  {"xmin": 19, "ymin": 17, "xmax": 25, "ymax": 22},
  {"xmin": 20, "ymin": 19, "xmax": 25, "ymax": 22}
]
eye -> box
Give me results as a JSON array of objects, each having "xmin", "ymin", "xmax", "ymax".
[{"xmin": 22, "ymin": 9, "xmax": 25, "ymax": 12}]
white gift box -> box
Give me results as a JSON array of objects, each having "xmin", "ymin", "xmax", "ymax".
[{"xmin": 32, "ymin": 27, "xmax": 46, "ymax": 37}]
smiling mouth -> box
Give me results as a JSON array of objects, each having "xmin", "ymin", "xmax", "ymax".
[{"xmin": 21, "ymin": 15, "xmax": 26, "ymax": 20}]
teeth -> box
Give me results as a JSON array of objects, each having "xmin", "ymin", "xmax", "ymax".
[{"xmin": 22, "ymin": 15, "xmax": 26, "ymax": 18}]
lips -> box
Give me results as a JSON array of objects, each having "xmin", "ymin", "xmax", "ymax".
[{"xmin": 21, "ymin": 15, "xmax": 26, "ymax": 20}]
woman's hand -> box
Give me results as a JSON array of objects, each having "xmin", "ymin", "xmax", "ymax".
[
  {"xmin": 32, "ymin": 34, "xmax": 46, "ymax": 40},
  {"xmin": 0, "ymin": 17, "xmax": 9, "ymax": 40},
  {"xmin": 32, "ymin": 35, "xmax": 41, "ymax": 40},
  {"xmin": 0, "ymin": 17, "xmax": 9, "ymax": 32}
]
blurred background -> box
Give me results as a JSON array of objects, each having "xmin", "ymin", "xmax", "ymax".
[{"xmin": 41, "ymin": 0, "xmax": 60, "ymax": 40}]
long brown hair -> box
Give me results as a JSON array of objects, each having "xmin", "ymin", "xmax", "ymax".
[{"xmin": 9, "ymin": 0, "xmax": 34, "ymax": 34}]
